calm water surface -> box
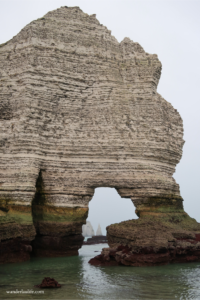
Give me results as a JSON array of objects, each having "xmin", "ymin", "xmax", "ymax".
[{"xmin": 0, "ymin": 244, "xmax": 200, "ymax": 300}]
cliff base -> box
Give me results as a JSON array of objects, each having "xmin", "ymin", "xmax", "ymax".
[{"xmin": 89, "ymin": 214, "xmax": 200, "ymax": 267}]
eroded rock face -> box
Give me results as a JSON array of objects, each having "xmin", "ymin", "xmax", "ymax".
[
  {"xmin": 90, "ymin": 216, "xmax": 200, "ymax": 266},
  {"xmin": 0, "ymin": 6, "xmax": 197, "ymax": 263}
]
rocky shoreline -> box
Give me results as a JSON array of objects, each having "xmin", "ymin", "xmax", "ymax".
[
  {"xmin": 83, "ymin": 235, "xmax": 108, "ymax": 245},
  {"xmin": 89, "ymin": 216, "xmax": 200, "ymax": 267},
  {"xmin": 89, "ymin": 242, "xmax": 200, "ymax": 267}
]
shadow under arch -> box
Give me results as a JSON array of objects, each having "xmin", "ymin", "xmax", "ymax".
[
  {"xmin": 31, "ymin": 169, "xmax": 86, "ymax": 257},
  {"xmin": 30, "ymin": 172, "xmax": 138, "ymax": 257}
]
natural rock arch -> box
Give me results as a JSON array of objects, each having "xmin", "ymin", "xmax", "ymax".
[
  {"xmin": 86, "ymin": 187, "xmax": 137, "ymax": 235},
  {"xmin": 0, "ymin": 6, "xmax": 199, "ymax": 264}
]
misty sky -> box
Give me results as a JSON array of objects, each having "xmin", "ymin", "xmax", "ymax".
[{"xmin": 0, "ymin": 0, "xmax": 199, "ymax": 235}]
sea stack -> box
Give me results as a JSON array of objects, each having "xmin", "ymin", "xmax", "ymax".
[
  {"xmin": 96, "ymin": 224, "xmax": 102, "ymax": 236},
  {"xmin": 0, "ymin": 6, "xmax": 200, "ymax": 265},
  {"xmin": 82, "ymin": 221, "xmax": 95, "ymax": 237}
]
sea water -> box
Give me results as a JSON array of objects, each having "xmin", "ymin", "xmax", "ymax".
[{"xmin": 0, "ymin": 243, "xmax": 200, "ymax": 300}]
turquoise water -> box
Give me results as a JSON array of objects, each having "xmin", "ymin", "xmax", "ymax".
[{"xmin": 0, "ymin": 244, "xmax": 200, "ymax": 300}]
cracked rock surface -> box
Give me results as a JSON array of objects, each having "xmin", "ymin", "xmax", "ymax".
[{"xmin": 0, "ymin": 6, "xmax": 199, "ymax": 264}]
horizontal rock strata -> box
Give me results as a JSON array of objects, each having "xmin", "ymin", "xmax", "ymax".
[
  {"xmin": 0, "ymin": 6, "xmax": 198, "ymax": 264},
  {"xmin": 0, "ymin": 216, "xmax": 35, "ymax": 263}
]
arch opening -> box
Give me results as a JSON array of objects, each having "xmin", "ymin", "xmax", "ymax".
[
  {"xmin": 30, "ymin": 172, "xmax": 138, "ymax": 256},
  {"xmin": 82, "ymin": 187, "xmax": 138, "ymax": 238}
]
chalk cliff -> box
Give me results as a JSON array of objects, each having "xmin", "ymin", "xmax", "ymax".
[{"xmin": 0, "ymin": 6, "xmax": 199, "ymax": 264}]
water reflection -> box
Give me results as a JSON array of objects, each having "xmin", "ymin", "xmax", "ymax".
[
  {"xmin": 0, "ymin": 244, "xmax": 200, "ymax": 299},
  {"xmin": 79, "ymin": 245, "xmax": 200, "ymax": 300},
  {"xmin": 98, "ymin": 262, "xmax": 200, "ymax": 300}
]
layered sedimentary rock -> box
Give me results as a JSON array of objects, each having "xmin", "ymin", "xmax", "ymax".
[{"xmin": 0, "ymin": 6, "xmax": 199, "ymax": 264}]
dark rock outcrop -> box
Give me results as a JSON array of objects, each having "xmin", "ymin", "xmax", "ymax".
[
  {"xmin": 31, "ymin": 233, "xmax": 83, "ymax": 257},
  {"xmin": 89, "ymin": 216, "xmax": 200, "ymax": 266},
  {"xmin": 83, "ymin": 235, "xmax": 107, "ymax": 245},
  {"xmin": 0, "ymin": 216, "xmax": 35, "ymax": 263},
  {"xmin": 35, "ymin": 277, "xmax": 61, "ymax": 288}
]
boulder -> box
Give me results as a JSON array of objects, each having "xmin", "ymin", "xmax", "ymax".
[{"xmin": 35, "ymin": 277, "xmax": 61, "ymax": 288}]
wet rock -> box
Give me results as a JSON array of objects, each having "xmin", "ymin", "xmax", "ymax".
[
  {"xmin": 35, "ymin": 277, "xmax": 61, "ymax": 288},
  {"xmin": 89, "ymin": 219, "xmax": 200, "ymax": 267},
  {"xmin": 0, "ymin": 237, "xmax": 33, "ymax": 264},
  {"xmin": 83, "ymin": 235, "xmax": 108, "ymax": 245},
  {"xmin": 23, "ymin": 245, "xmax": 32, "ymax": 252}
]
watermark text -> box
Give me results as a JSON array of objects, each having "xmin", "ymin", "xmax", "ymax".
[{"xmin": 6, "ymin": 289, "xmax": 44, "ymax": 294}]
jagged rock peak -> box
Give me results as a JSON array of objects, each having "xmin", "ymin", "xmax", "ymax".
[
  {"xmin": 82, "ymin": 221, "xmax": 95, "ymax": 237},
  {"xmin": 96, "ymin": 224, "xmax": 102, "ymax": 236}
]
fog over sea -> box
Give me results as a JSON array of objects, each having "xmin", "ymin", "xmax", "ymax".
[{"xmin": 1, "ymin": 243, "xmax": 200, "ymax": 300}]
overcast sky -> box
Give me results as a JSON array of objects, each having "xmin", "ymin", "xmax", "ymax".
[{"xmin": 0, "ymin": 0, "xmax": 199, "ymax": 235}]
